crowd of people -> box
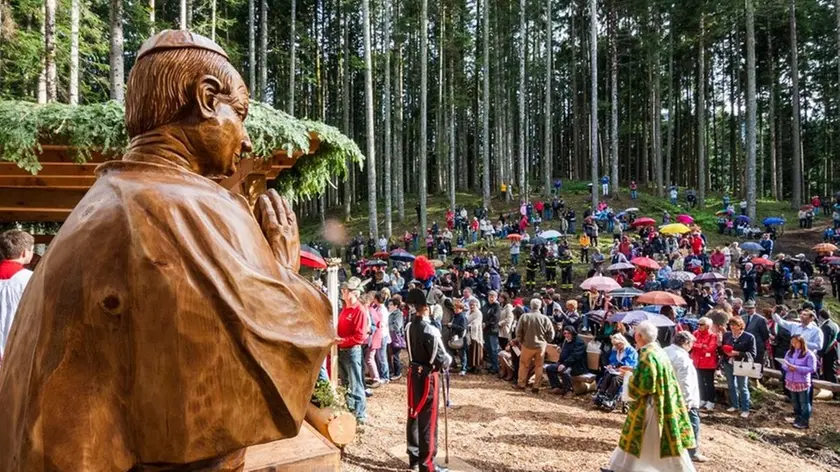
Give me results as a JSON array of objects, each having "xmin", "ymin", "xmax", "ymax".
[{"xmin": 325, "ymin": 191, "xmax": 840, "ymax": 471}]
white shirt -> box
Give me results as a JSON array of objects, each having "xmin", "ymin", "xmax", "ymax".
[
  {"xmin": 0, "ymin": 269, "xmax": 34, "ymax": 356},
  {"xmin": 664, "ymin": 344, "xmax": 701, "ymax": 409}
]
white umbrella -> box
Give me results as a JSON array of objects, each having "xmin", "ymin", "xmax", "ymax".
[
  {"xmin": 580, "ymin": 276, "xmax": 621, "ymax": 292},
  {"xmin": 539, "ymin": 230, "xmax": 563, "ymax": 239}
]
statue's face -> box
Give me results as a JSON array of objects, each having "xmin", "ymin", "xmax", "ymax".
[{"xmin": 192, "ymin": 71, "xmax": 252, "ymax": 177}]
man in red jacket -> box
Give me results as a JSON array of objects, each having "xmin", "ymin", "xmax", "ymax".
[{"xmin": 337, "ymin": 277, "xmax": 371, "ymax": 424}]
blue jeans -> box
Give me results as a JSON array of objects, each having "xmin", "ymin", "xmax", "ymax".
[
  {"xmin": 670, "ymin": 197, "xmax": 677, "ymax": 205},
  {"xmin": 792, "ymin": 282, "xmax": 808, "ymax": 298},
  {"xmin": 687, "ymin": 408, "xmax": 701, "ymax": 456},
  {"xmin": 792, "ymin": 389, "xmax": 811, "ymax": 426},
  {"xmin": 471, "ymin": 231, "xmax": 478, "ymax": 243},
  {"xmin": 339, "ymin": 346, "xmax": 367, "ymax": 421},
  {"xmin": 607, "ymin": 220, "xmax": 614, "ymax": 233},
  {"xmin": 511, "ymin": 253, "xmax": 519, "ymax": 265},
  {"xmin": 723, "ymin": 362, "xmax": 750, "ymax": 412},
  {"xmin": 568, "ymin": 222, "xmax": 576, "ymax": 234},
  {"xmin": 458, "ymin": 341, "xmax": 469, "ymax": 373},
  {"xmin": 545, "ymin": 363, "xmax": 572, "ymax": 390},
  {"xmin": 631, "ymin": 190, "xmax": 638, "ymax": 200},
  {"xmin": 484, "ymin": 333, "xmax": 500, "ymax": 372},
  {"xmin": 377, "ymin": 344, "xmax": 390, "ymax": 380},
  {"xmin": 545, "ymin": 208, "xmax": 553, "ymax": 220}
]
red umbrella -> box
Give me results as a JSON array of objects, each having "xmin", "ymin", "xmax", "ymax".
[
  {"xmin": 301, "ymin": 245, "xmax": 327, "ymax": 269},
  {"xmin": 676, "ymin": 214, "xmax": 694, "ymax": 224},
  {"xmin": 372, "ymin": 251, "xmax": 390, "ymax": 259},
  {"xmin": 636, "ymin": 291, "xmax": 687, "ymax": 306},
  {"xmin": 631, "ymin": 256, "xmax": 661, "ymax": 270},
  {"xmin": 751, "ymin": 257, "xmax": 775, "ymax": 268},
  {"xmin": 506, "ymin": 233, "xmax": 523, "ymax": 241},
  {"xmin": 630, "ymin": 217, "xmax": 656, "ymax": 227}
]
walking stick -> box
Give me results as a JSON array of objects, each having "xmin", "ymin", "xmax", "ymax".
[{"xmin": 442, "ymin": 368, "xmax": 450, "ymax": 466}]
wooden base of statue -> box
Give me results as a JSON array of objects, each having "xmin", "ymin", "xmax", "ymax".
[{"xmin": 244, "ymin": 423, "xmax": 340, "ymax": 472}]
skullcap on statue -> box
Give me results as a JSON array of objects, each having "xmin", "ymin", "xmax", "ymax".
[{"xmin": 0, "ymin": 30, "xmax": 334, "ymax": 472}]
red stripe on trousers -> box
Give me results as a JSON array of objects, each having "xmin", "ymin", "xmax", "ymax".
[{"xmin": 423, "ymin": 373, "xmax": 439, "ymax": 471}]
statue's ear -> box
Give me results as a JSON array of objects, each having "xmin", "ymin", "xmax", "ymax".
[{"xmin": 196, "ymin": 75, "xmax": 224, "ymax": 119}]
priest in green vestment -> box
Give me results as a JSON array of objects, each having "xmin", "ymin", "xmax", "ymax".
[{"xmin": 605, "ymin": 320, "xmax": 697, "ymax": 472}]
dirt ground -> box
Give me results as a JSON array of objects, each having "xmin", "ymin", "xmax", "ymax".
[{"xmin": 340, "ymin": 372, "xmax": 839, "ymax": 472}]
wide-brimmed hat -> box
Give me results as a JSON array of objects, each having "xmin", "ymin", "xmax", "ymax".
[
  {"xmin": 341, "ymin": 277, "xmax": 368, "ymax": 293},
  {"xmin": 743, "ymin": 300, "xmax": 756, "ymax": 308}
]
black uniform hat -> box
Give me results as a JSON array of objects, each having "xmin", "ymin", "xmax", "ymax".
[{"xmin": 406, "ymin": 288, "xmax": 428, "ymax": 307}]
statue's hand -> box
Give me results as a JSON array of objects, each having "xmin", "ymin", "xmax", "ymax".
[{"xmin": 256, "ymin": 189, "xmax": 301, "ymax": 272}]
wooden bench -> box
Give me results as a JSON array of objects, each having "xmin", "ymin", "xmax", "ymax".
[{"xmin": 762, "ymin": 367, "xmax": 840, "ymax": 393}]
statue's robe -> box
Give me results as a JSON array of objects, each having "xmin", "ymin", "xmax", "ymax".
[{"xmin": 0, "ymin": 158, "xmax": 334, "ymax": 471}]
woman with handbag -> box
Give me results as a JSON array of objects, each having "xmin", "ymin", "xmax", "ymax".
[
  {"xmin": 691, "ymin": 317, "xmax": 720, "ymax": 411},
  {"xmin": 721, "ymin": 317, "xmax": 757, "ymax": 418},
  {"xmin": 448, "ymin": 300, "xmax": 469, "ymax": 376},
  {"xmin": 782, "ymin": 335, "xmax": 817, "ymax": 429},
  {"xmin": 466, "ymin": 298, "xmax": 484, "ymax": 372}
]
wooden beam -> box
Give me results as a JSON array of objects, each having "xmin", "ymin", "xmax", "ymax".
[
  {"xmin": 0, "ymin": 162, "xmax": 99, "ymax": 177},
  {"xmin": 0, "ymin": 176, "xmax": 96, "ymax": 188},
  {"xmin": 0, "ymin": 207, "xmax": 70, "ymax": 222},
  {"xmin": 36, "ymin": 145, "xmax": 115, "ymax": 163},
  {"xmin": 0, "ymin": 188, "xmax": 88, "ymax": 210},
  {"xmin": 34, "ymin": 234, "xmax": 56, "ymax": 245}
]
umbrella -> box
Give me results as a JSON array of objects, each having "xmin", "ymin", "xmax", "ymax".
[
  {"xmin": 608, "ymin": 310, "xmax": 675, "ymax": 327},
  {"xmin": 607, "ymin": 262, "xmax": 636, "ymax": 271},
  {"xmin": 436, "ymin": 269, "xmax": 450, "ymax": 276},
  {"xmin": 531, "ymin": 237, "xmax": 547, "ymax": 246},
  {"xmin": 631, "ymin": 256, "xmax": 661, "ymax": 270},
  {"xmin": 365, "ymin": 260, "xmax": 388, "ymax": 267},
  {"xmin": 694, "ymin": 272, "xmax": 727, "ymax": 283},
  {"xmin": 580, "ymin": 276, "xmax": 621, "ymax": 292},
  {"xmin": 390, "ymin": 249, "xmax": 416, "ymax": 262},
  {"xmin": 824, "ymin": 256, "xmax": 840, "ymax": 263},
  {"xmin": 659, "ymin": 223, "xmax": 691, "ymax": 235},
  {"xmin": 506, "ymin": 233, "xmax": 523, "ymax": 241},
  {"xmin": 715, "ymin": 209, "xmax": 734, "ymax": 216},
  {"xmin": 669, "ymin": 271, "xmax": 696, "ymax": 282},
  {"xmin": 740, "ymin": 242, "xmax": 764, "ymax": 253},
  {"xmin": 813, "ymin": 243, "xmax": 838, "ymax": 253},
  {"xmin": 585, "ymin": 310, "xmax": 606, "ymax": 324},
  {"xmin": 735, "ymin": 215, "xmax": 751, "ymax": 224},
  {"xmin": 636, "ymin": 291, "xmax": 687, "ymax": 306},
  {"xmin": 539, "ymin": 230, "xmax": 562, "ymax": 239},
  {"xmin": 452, "ymin": 247, "xmax": 468, "ymax": 253},
  {"xmin": 800, "ymin": 205, "xmax": 814, "ymax": 211},
  {"xmin": 430, "ymin": 259, "xmax": 445, "ymax": 268},
  {"xmin": 373, "ymin": 251, "xmax": 390, "ymax": 259},
  {"xmin": 609, "ymin": 287, "xmax": 644, "ymax": 298},
  {"xmin": 631, "ymin": 217, "xmax": 656, "ymax": 227},
  {"xmin": 301, "ymin": 245, "xmax": 327, "ymax": 270},
  {"xmin": 829, "ymin": 259, "xmax": 840, "ymax": 266},
  {"xmin": 751, "ymin": 257, "xmax": 775, "ymax": 268},
  {"xmin": 676, "ymin": 214, "xmax": 694, "ymax": 224},
  {"xmin": 625, "ymin": 207, "xmax": 640, "ymax": 213},
  {"xmin": 763, "ymin": 217, "xmax": 785, "ymax": 226}
]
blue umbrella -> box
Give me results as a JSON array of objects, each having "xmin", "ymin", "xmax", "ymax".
[
  {"xmin": 389, "ymin": 249, "xmax": 416, "ymax": 262},
  {"xmin": 735, "ymin": 215, "xmax": 750, "ymax": 224},
  {"xmin": 762, "ymin": 217, "xmax": 785, "ymax": 226},
  {"xmin": 608, "ymin": 310, "xmax": 675, "ymax": 327},
  {"xmin": 740, "ymin": 241, "xmax": 764, "ymax": 252},
  {"xmin": 609, "ymin": 287, "xmax": 644, "ymax": 298}
]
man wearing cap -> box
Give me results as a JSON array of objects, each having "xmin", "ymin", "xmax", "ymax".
[
  {"xmin": 337, "ymin": 277, "xmax": 371, "ymax": 423},
  {"xmin": 742, "ymin": 300, "xmax": 770, "ymax": 365},
  {"xmin": 405, "ymin": 288, "xmax": 451, "ymax": 472}
]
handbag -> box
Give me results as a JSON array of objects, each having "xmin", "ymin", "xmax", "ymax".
[
  {"xmin": 733, "ymin": 360, "xmax": 763, "ymax": 379},
  {"xmin": 391, "ymin": 333, "xmax": 406, "ymax": 350},
  {"xmin": 448, "ymin": 335, "xmax": 464, "ymax": 350}
]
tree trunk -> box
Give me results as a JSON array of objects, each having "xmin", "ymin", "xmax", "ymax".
[
  {"xmin": 149, "ymin": 0, "xmax": 155, "ymax": 34},
  {"xmin": 519, "ymin": 0, "xmax": 527, "ymax": 198},
  {"xmin": 449, "ymin": 61, "xmax": 456, "ymax": 211},
  {"xmin": 696, "ymin": 11, "xmax": 705, "ymax": 208},
  {"xmin": 44, "ymin": 0, "xmax": 57, "ymax": 102},
  {"xmin": 789, "ymin": 0, "xmax": 802, "ymax": 207},
  {"xmin": 362, "ymin": 0, "xmax": 378, "ymax": 238},
  {"xmin": 609, "ymin": 0, "xmax": 619, "ymax": 193},
  {"xmin": 420, "ymin": 0, "xmax": 429, "ymax": 230},
  {"xmin": 589, "ymin": 0, "xmax": 598, "ymax": 209},
  {"xmin": 482, "ymin": 0, "xmax": 491, "ymax": 208},
  {"xmin": 544, "ymin": 0, "xmax": 552, "ymax": 197},
  {"xmin": 383, "ymin": 0, "xmax": 392, "ymax": 237},
  {"xmin": 249, "ymin": 0, "xmax": 256, "ymax": 93},
  {"xmin": 396, "ymin": 41, "xmax": 405, "ymax": 222},
  {"xmin": 109, "ymin": 0, "xmax": 124, "ymax": 103},
  {"xmin": 210, "ymin": 0, "xmax": 216, "ymax": 40},
  {"xmin": 745, "ymin": 0, "xmax": 757, "ymax": 220},
  {"xmin": 259, "ymin": 0, "xmax": 268, "ymax": 102},
  {"xmin": 180, "ymin": 0, "xmax": 187, "ymax": 29},
  {"xmin": 69, "ymin": 0, "xmax": 80, "ymax": 105},
  {"xmin": 289, "ymin": 0, "xmax": 296, "ymax": 115},
  {"xmin": 665, "ymin": 16, "xmax": 674, "ymax": 188},
  {"xmin": 342, "ymin": 5, "xmax": 352, "ymax": 220}
]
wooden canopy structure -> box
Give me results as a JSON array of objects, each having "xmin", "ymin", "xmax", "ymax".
[{"xmin": 0, "ymin": 138, "xmax": 319, "ymax": 224}]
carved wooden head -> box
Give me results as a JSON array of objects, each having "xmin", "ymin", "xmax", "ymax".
[{"xmin": 125, "ymin": 30, "xmax": 252, "ymax": 177}]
